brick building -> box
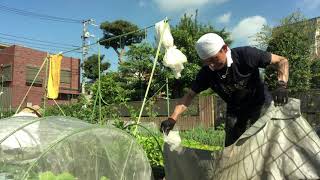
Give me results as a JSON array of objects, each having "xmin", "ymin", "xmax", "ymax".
[{"xmin": 0, "ymin": 44, "xmax": 80, "ymax": 110}]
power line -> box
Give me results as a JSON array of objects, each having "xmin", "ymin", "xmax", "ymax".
[
  {"xmin": 0, "ymin": 51, "xmax": 81, "ymax": 60},
  {"xmin": 0, "ymin": 36, "xmax": 79, "ymax": 49},
  {"xmin": 0, "ymin": 41, "xmax": 56, "ymax": 53},
  {"xmin": 0, "ymin": 32, "xmax": 78, "ymax": 47},
  {"xmin": 0, "ymin": 41, "xmax": 79, "ymax": 54},
  {"xmin": 1, "ymin": 20, "xmax": 162, "ymax": 57},
  {"xmin": 0, "ymin": 51, "xmax": 49, "ymax": 59},
  {"xmin": 0, "ymin": 4, "xmax": 82, "ymax": 24},
  {"xmin": 0, "ymin": 41, "xmax": 82, "ymax": 54}
]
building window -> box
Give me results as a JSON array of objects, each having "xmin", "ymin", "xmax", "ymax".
[
  {"xmin": 60, "ymin": 70, "xmax": 71, "ymax": 84},
  {"xmin": 57, "ymin": 93, "xmax": 72, "ymax": 100},
  {"xmin": 0, "ymin": 64, "xmax": 12, "ymax": 82},
  {"xmin": 26, "ymin": 66, "xmax": 43, "ymax": 86}
]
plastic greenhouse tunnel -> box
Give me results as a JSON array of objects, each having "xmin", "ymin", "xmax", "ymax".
[{"xmin": 0, "ymin": 116, "xmax": 153, "ymax": 180}]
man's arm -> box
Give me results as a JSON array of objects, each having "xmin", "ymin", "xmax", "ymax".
[
  {"xmin": 160, "ymin": 89, "xmax": 197, "ymax": 134},
  {"xmin": 269, "ymin": 53, "xmax": 289, "ymax": 106},
  {"xmin": 270, "ymin": 54, "xmax": 289, "ymax": 83},
  {"xmin": 170, "ymin": 89, "xmax": 197, "ymax": 121}
]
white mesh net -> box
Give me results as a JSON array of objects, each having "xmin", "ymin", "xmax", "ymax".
[
  {"xmin": 0, "ymin": 116, "xmax": 152, "ymax": 180},
  {"xmin": 164, "ymin": 99, "xmax": 320, "ymax": 180}
]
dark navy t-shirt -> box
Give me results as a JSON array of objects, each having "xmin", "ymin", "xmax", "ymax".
[{"xmin": 191, "ymin": 46, "xmax": 272, "ymax": 115}]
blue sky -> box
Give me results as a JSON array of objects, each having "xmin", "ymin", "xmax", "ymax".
[{"xmin": 0, "ymin": 0, "xmax": 319, "ymax": 71}]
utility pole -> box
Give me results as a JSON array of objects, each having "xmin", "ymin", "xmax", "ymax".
[
  {"xmin": 81, "ymin": 19, "xmax": 96, "ymax": 65},
  {"xmin": 81, "ymin": 19, "xmax": 96, "ymax": 93}
]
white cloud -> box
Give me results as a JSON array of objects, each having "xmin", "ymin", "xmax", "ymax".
[
  {"xmin": 217, "ymin": 12, "xmax": 231, "ymax": 24},
  {"xmin": 300, "ymin": 0, "xmax": 320, "ymax": 10},
  {"xmin": 153, "ymin": 0, "xmax": 229, "ymax": 12},
  {"xmin": 138, "ymin": 1, "xmax": 146, "ymax": 7},
  {"xmin": 231, "ymin": 16, "xmax": 267, "ymax": 46}
]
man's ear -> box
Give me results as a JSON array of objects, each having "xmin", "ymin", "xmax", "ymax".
[{"xmin": 222, "ymin": 44, "xmax": 228, "ymax": 52}]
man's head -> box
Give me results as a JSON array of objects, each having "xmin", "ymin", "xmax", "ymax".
[{"xmin": 195, "ymin": 33, "xmax": 228, "ymax": 70}]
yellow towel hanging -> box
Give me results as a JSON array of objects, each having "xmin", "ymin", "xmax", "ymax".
[{"xmin": 47, "ymin": 54, "xmax": 62, "ymax": 99}]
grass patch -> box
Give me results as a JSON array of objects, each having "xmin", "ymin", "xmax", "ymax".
[{"xmin": 180, "ymin": 125, "xmax": 225, "ymax": 147}]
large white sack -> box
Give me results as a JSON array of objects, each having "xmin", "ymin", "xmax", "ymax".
[{"xmin": 155, "ymin": 20, "xmax": 187, "ymax": 79}]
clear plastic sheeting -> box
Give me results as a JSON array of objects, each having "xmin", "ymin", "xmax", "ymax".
[
  {"xmin": 164, "ymin": 98, "xmax": 320, "ymax": 180},
  {"xmin": 0, "ymin": 116, "xmax": 152, "ymax": 180}
]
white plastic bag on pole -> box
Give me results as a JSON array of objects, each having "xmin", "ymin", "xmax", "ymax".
[
  {"xmin": 155, "ymin": 20, "xmax": 187, "ymax": 79},
  {"xmin": 155, "ymin": 20, "xmax": 174, "ymax": 49}
]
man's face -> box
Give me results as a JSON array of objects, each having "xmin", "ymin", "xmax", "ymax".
[{"xmin": 202, "ymin": 46, "xmax": 227, "ymax": 71}]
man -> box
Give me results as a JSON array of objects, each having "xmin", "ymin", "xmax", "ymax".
[{"xmin": 160, "ymin": 33, "xmax": 289, "ymax": 146}]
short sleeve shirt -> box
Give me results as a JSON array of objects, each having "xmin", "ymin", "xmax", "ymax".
[{"xmin": 191, "ymin": 46, "xmax": 272, "ymax": 114}]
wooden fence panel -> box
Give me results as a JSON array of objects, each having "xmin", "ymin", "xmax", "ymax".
[
  {"xmin": 199, "ymin": 96, "xmax": 214, "ymax": 128},
  {"xmin": 116, "ymin": 97, "xmax": 199, "ymax": 117},
  {"xmin": 120, "ymin": 96, "xmax": 215, "ymax": 130}
]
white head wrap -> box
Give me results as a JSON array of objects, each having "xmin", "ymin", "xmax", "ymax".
[{"xmin": 195, "ymin": 33, "xmax": 233, "ymax": 68}]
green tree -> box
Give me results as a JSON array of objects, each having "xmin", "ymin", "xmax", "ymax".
[
  {"xmin": 255, "ymin": 12, "xmax": 314, "ymax": 92},
  {"xmin": 91, "ymin": 72, "xmax": 131, "ymax": 105},
  {"xmin": 82, "ymin": 54, "xmax": 110, "ymax": 82},
  {"xmin": 99, "ymin": 20, "xmax": 145, "ymax": 64},
  {"xmin": 88, "ymin": 73, "xmax": 132, "ymax": 123},
  {"xmin": 119, "ymin": 42, "xmax": 165, "ymax": 101}
]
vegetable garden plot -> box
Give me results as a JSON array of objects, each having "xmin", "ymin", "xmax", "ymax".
[{"xmin": 0, "ymin": 116, "xmax": 152, "ymax": 180}]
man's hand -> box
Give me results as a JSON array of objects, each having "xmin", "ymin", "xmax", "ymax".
[
  {"xmin": 273, "ymin": 81, "xmax": 288, "ymax": 106},
  {"xmin": 160, "ymin": 118, "xmax": 176, "ymax": 135}
]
